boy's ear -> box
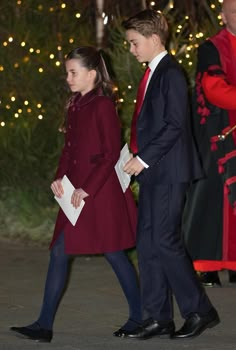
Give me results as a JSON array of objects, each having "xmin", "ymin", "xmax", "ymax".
[{"xmin": 152, "ymin": 33, "xmax": 161, "ymax": 45}]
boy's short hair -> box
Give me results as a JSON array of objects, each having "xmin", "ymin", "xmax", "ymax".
[{"xmin": 122, "ymin": 9, "xmax": 169, "ymax": 45}]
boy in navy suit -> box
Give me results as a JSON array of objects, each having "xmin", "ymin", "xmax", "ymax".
[{"xmin": 122, "ymin": 9, "xmax": 220, "ymax": 339}]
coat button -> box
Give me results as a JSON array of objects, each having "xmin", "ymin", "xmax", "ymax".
[
  {"xmin": 68, "ymin": 124, "xmax": 72, "ymax": 129},
  {"xmin": 68, "ymin": 141, "xmax": 71, "ymax": 146},
  {"xmin": 73, "ymin": 160, "xmax": 77, "ymax": 164}
]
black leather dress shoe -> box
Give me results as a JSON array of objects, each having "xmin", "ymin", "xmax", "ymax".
[
  {"xmin": 123, "ymin": 318, "xmax": 175, "ymax": 339},
  {"xmin": 10, "ymin": 324, "xmax": 52, "ymax": 342},
  {"xmin": 198, "ymin": 271, "xmax": 221, "ymax": 287},
  {"xmin": 172, "ymin": 308, "xmax": 220, "ymax": 339}
]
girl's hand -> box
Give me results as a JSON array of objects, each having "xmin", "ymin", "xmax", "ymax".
[
  {"xmin": 71, "ymin": 188, "xmax": 89, "ymax": 208},
  {"xmin": 51, "ymin": 179, "xmax": 64, "ymax": 198}
]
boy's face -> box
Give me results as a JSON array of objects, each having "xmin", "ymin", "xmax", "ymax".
[{"xmin": 126, "ymin": 29, "xmax": 161, "ymax": 63}]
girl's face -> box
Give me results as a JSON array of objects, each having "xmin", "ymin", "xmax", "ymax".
[{"xmin": 65, "ymin": 58, "xmax": 96, "ymax": 95}]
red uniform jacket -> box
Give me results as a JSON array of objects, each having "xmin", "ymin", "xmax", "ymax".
[{"xmin": 50, "ymin": 90, "xmax": 137, "ymax": 254}]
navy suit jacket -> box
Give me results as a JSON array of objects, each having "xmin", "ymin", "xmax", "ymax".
[{"xmin": 136, "ymin": 54, "xmax": 202, "ymax": 185}]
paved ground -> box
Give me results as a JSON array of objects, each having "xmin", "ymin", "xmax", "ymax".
[{"xmin": 1, "ymin": 238, "xmax": 236, "ymax": 350}]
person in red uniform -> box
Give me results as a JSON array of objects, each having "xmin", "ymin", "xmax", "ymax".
[
  {"xmin": 10, "ymin": 46, "xmax": 142, "ymax": 342},
  {"xmin": 183, "ymin": 0, "xmax": 236, "ymax": 286}
]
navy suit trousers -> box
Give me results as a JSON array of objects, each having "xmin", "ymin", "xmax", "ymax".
[{"xmin": 136, "ymin": 183, "xmax": 212, "ymax": 321}]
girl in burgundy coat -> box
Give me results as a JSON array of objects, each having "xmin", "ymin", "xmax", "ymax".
[{"xmin": 10, "ymin": 46, "xmax": 141, "ymax": 342}]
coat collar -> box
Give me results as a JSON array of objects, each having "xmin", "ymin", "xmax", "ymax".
[
  {"xmin": 145, "ymin": 54, "xmax": 171, "ymax": 95},
  {"xmin": 150, "ymin": 53, "xmax": 171, "ymax": 78},
  {"xmin": 70, "ymin": 88, "xmax": 101, "ymax": 108}
]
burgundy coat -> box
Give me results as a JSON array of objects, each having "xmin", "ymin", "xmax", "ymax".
[{"xmin": 49, "ymin": 90, "xmax": 137, "ymax": 254}]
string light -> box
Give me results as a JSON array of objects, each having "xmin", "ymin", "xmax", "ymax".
[{"xmin": 0, "ymin": 0, "xmax": 224, "ymax": 129}]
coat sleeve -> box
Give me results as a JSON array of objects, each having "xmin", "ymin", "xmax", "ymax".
[
  {"xmin": 202, "ymin": 73, "xmax": 236, "ymax": 110},
  {"xmin": 54, "ymin": 132, "xmax": 70, "ymax": 180},
  {"xmin": 81, "ymin": 98, "xmax": 121, "ymax": 197},
  {"xmin": 137, "ymin": 67, "xmax": 188, "ymax": 167}
]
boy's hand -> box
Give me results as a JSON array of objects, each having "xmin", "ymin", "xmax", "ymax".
[{"xmin": 123, "ymin": 157, "xmax": 144, "ymax": 176}]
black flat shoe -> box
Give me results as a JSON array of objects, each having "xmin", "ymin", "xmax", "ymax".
[
  {"xmin": 171, "ymin": 307, "xmax": 220, "ymax": 339},
  {"xmin": 10, "ymin": 323, "xmax": 52, "ymax": 342},
  {"xmin": 198, "ymin": 271, "xmax": 221, "ymax": 287},
  {"xmin": 113, "ymin": 319, "xmax": 142, "ymax": 338},
  {"xmin": 113, "ymin": 328, "xmax": 133, "ymax": 337},
  {"xmin": 120, "ymin": 318, "xmax": 175, "ymax": 340}
]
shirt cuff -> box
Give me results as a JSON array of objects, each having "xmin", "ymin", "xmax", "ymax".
[{"xmin": 136, "ymin": 156, "xmax": 149, "ymax": 168}]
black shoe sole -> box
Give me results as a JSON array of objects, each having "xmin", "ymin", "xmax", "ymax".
[
  {"xmin": 125, "ymin": 331, "xmax": 174, "ymax": 340},
  {"xmin": 11, "ymin": 330, "xmax": 52, "ymax": 343}
]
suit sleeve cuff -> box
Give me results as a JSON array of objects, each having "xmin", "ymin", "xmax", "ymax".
[{"xmin": 136, "ymin": 155, "xmax": 149, "ymax": 168}]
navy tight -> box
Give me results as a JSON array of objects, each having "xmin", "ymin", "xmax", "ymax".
[{"xmin": 36, "ymin": 233, "xmax": 141, "ymax": 330}]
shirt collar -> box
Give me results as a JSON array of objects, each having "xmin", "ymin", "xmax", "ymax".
[{"xmin": 149, "ymin": 50, "xmax": 168, "ymax": 73}]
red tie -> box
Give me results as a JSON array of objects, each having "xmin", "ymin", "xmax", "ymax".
[{"xmin": 130, "ymin": 67, "xmax": 151, "ymax": 153}]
